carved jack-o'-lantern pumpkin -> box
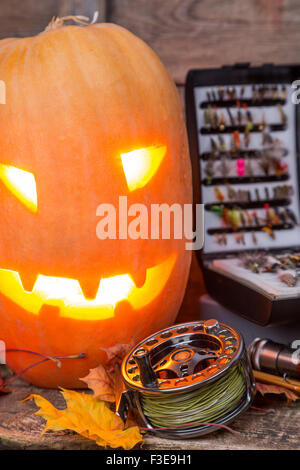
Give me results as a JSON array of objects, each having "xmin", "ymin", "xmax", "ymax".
[{"xmin": 0, "ymin": 19, "xmax": 192, "ymax": 388}]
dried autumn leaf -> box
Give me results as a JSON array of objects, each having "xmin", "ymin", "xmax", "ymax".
[
  {"xmin": 101, "ymin": 343, "xmax": 133, "ymax": 373},
  {"xmin": 81, "ymin": 365, "xmax": 115, "ymax": 402},
  {"xmin": 256, "ymin": 381, "xmax": 299, "ymax": 403},
  {"xmin": 24, "ymin": 389, "xmax": 143, "ymax": 450},
  {"xmin": 81, "ymin": 343, "xmax": 133, "ymax": 402}
]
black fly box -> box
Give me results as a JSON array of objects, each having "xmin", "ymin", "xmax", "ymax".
[{"xmin": 185, "ymin": 63, "xmax": 300, "ymax": 325}]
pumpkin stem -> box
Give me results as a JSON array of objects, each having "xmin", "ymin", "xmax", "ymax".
[{"xmin": 45, "ymin": 11, "xmax": 99, "ymax": 31}]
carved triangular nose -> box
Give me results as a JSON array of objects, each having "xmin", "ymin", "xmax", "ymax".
[
  {"xmin": 130, "ymin": 270, "xmax": 146, "ymax": 288},
  {"xmin": 78, "ymin": 278, "xmax": 100, "ymax": 300},
  {"xmin": 18, "ymin": 271, "xmax": 39, "ymax": 292}
]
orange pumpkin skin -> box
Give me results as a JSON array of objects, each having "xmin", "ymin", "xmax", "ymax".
[{"xmin": 0, "ymin": 23, "xmax": 192, "ymax": 388}]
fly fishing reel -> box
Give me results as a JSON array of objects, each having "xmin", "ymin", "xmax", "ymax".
[{"xmin": 119, "ymin": 319, "xmax": 255, "ymax": 439}]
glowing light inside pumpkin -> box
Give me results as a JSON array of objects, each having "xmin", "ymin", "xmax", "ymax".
[
  {"xmin": 0, "ymin": 164, "xmax": 37, "ymax": 213},
  {"xmin": 97, "ymin": 274, "xmax": 134, "ymax": 305},
  {"xmin": 121, "ymin": 145, "xmax": 166, "ymax": 191},
  {"xmin": 0, "ymin": 253, "xmax": 177, "ymax": 320}
]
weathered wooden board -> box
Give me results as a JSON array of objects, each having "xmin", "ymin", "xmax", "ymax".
[
  {"xmin": 0, "ymin": 0, "xmax": 57, "ymax": 38},
  {"xmin": 108, "ymin": 0, "xmax": 300, "ymax": 84},
  {"xmin": 57, "ymin": 0, "xmax": 106, "ymax": 19}
]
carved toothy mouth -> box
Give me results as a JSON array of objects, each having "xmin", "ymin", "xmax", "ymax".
[{"xmin": 0, "ymin": 253, "xmax": 177, "ymax": 321}]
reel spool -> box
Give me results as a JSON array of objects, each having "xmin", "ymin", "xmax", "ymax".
[{"xmin": 119, "ymin": 319, "xmax": 255, "ymax": 439}]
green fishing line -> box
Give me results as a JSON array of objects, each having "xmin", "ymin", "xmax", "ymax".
[{"xmin": 140, "ymin": 364, "xmax": 246, "ymax": 428}]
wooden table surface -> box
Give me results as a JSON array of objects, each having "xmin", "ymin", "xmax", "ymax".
[{"xmin": 0, "ymin": 256, "xmax": 299, "ymax": 450}]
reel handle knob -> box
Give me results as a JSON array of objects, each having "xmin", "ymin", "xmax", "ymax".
[
  {"xmin": 133, "ymin": 348, "xmax": 158, "ymax": 388},
  {"xmin": 204, "ymin": 319, "xmax": 219, "ymax": 333}
]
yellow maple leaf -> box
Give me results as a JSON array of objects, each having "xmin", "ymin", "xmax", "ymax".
[{"xmin": 24, "ymin": 389, "xmax": 142, "ymax": 450}]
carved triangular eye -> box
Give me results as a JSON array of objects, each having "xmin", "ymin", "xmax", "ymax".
[
  {"xmin": 0, "ymin": 164, "xmax": 37, "ymax": 213},
  {"xmin": 121, "ymin": 145, "xmax": 166, "ymax": 191}
]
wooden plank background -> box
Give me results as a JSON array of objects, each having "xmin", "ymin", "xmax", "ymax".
[{"xmin": 1, "ymin": 0, "xmax": 300, "ymax": 85}]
